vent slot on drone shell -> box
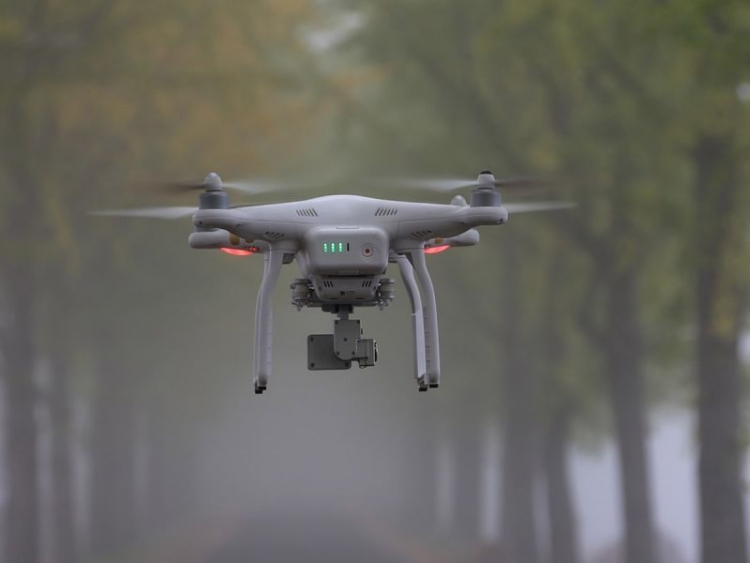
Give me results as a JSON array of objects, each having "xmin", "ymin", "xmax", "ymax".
[
  {"xmin": 296, "ymin": 208, "xmax": 319, "ymax": 217},
  {"xmin": 411, "ymin": 229, "xmax": 433, "ymax": 239},
  {"xmin": 375, "ymin": 207, "xmax": 398, "ymax": 217},
  {"xmin": 264, "ymin": 231, "xmax": 285, "ymax": 240}
]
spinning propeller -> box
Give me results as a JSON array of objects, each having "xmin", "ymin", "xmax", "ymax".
[
  {"xmin": 91, "ymin": 206, "xmax": 198, "ymax": 219},
  {"xmin": 94, "ymin": 172, "xmax": 338, "ymax": 219},
  {"xmin": 368, "ymin": 170, "xmax": 573, "ymax": 213},
  {"xmin": 93, "ymin": 173, "xmax": 252, "ymax": 220},
  {"xmin": 143, "ymin": 172, "xmax": 313, "ymax": 196},
  {"xmin": 92, "ymin": 170, "xmax": 575, "ymax": 219},
  {"xmin": 373, "ymin": 170, "xmax": 538, "ymax": 192}
]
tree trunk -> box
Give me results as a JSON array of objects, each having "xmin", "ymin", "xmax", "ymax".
[
  {"xmin": 697, "ymin": 291, "xmax": 746, "ymax": 563},
  {"xmin": 3, "ymin": 263, "xmax": 40, "ymax": 563},
  {"xmin": 694, "ymin": 135, "xmax": 747, "ymax": 563},
  {"xmin": 146, "ymin": 410, "xmax": 178, "ymax": 532},
  {"xmin": 501, "ymin": 361, "xmax": 538, "ymax": 563},
  {"xmin": 49, "ymin": 351, "xmax": 77, "ymax": 563},
  {"xmin": 433, "ymin": 425, "xmax": 455, "ymax": 535},
  {"xmin": 1, "ymin": 89, "xmax": 42, "ymax": 563},
  {"xmin": 89, "ymin": 350, "xmax": 137, "ymax": 556},
  {"xmin": 540, "ymin": 250, "xmax": 581, "ymax": 563},
  {"xmin": 605, "ymin": 269, "xmax": 656, "ymax": 563},
  {"xmin": 453, "ymin": 419, "xmax": 481, "ymax": 542},
  {"xmin": 402, "ymin": 432, "xmax": 434, "ymax": 536},
  {"xmin": 544, "ymin": 409, "xmax": 579, "ymax": 563},
  {"xmin": 146, "ymin": 408, "xmax": 199, "ymax": 534},
  {"xmin": 500, "ymin": 238, "xmax": 538, "ymax": 563}
]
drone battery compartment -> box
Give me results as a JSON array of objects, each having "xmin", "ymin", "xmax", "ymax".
[{"xmin": 303, "ymin": 226, "xmax": 388, "ymax": 276}]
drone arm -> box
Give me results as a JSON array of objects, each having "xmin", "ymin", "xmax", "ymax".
[
  {"xmin": 254, "ymin": 246, "xmax": 285, "ymax": 390},
  {"xmin": 456, "ymin": 206, "xmax": 508, "ymax": 229},
  {"xmin": 394, "ymin": 255, "xmax": 427, "ymax": 387},
  {"xmin": 445, "ymin": 228, "xmax": 480, "ymax": 247},
  {"xmin": 408, "ymin": 249, "xmax": 441, "ymax": 387}
]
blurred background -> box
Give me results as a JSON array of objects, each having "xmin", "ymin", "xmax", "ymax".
[{"xmin": 1, "ymin": 0, "xmax": 749, "ymax": 562}]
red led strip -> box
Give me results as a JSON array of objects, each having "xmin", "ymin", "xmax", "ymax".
[
  {"xmin": 220, "ymin": 248, "xmax": 256, "ymax": 256},
  {"xmin": 424, "ymin": 244, "xmax": 450, "ymax": 255}
]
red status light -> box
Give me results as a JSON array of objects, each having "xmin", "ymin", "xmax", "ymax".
[
  {"xmin": 220, "ymin": 247, "xmax": 256, "ymax": 256},
  {"xmin": 424, "ymin": 244, "xmax": 450, "ymax": 255}
]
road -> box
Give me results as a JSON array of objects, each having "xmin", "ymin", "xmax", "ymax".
[{"xmin": 200, "ymin": 509, "xmax": 450, "ymax": 563}]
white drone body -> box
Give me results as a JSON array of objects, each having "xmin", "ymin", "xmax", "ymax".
[{"xmin": 98, "ymin": 171, "xmax": 572, "ymax": 393}]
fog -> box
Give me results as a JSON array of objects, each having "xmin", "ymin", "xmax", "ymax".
[{"xmin": 1, "ymin": 1, "xmax": 749, "ymax": 563}]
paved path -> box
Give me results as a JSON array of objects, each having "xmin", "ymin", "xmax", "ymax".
[{"xmin": 201, "ymin": 509, "xmax": 450, "ymax": 563}]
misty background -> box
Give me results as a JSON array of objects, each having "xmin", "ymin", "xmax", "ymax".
[{"xmin": 1, "ymin": 0, "xmax": 750, "ymax": 562}]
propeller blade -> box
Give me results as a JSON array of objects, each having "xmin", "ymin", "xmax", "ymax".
[
  {"xmin": 91, "ymin": 206, "xmax": 198, "ymax": 219},
  {"xmin": 142, "ymin": 180, "xmax": 275, "ymax": 196},
  {"xmin": 144, "ymin": 181, "xmax": 211, "ymax": 194},
  {"xmin": 504, "ymin": 201, "xmax": 576, "ymax": 214},
  {"xmin": 142, "ymin": 173, "xmax": 223, "ymax": 194},
  {"xmin": 387, "ymin": 178, "xmax": 476, "ymax": 191},
  {"xmin": 221, "ymin": 180, "xmax": 304, "ymax": 195},
  {"xmin": 222, "ymin": 177, "xmax": 348, "ymax": 195},
  {"xmin": 369, "ymin": 176, "xmax": 539, "ymax": 192},
  {"xmin": 144, "ymin": 177, "xmax": 340, "ymax": 196}
]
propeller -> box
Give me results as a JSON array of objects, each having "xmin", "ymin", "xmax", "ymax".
[
  {"xmin": 90, "ymin": 206, "xmax": 197, "ymax": 219},
  {"xmin": 143, "ymin": 172, "xmax": 341, "ymax": 197},
  {"xmin": 93, "ymin": 172, "xmax": 278, "ymax": 219},
  {"xmin": 505, "ymin": 201, "xmax": 576, "ymax": 214},
  {"xmin": 371, "ymin": 170, "xmax": 574, "ymax": 213},
  {"xmin": 369, "ymin": 170, "xmax": 540, "ymax": 192}
]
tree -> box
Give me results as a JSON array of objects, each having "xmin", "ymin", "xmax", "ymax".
[
  {"xmin": 693, "ymin": 133, "xmax": 747, "ymax": 563},
  {"xmin": 664, "ymin": 3, "xmax": 750, "ymax": 560},
  {"xmin": 538, "ymin": 250, "xmax": 586, "ymax": 563}
]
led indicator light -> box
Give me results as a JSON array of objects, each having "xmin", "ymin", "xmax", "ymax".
[
  {"xmin": 323, "ymin": 241, "xmax": 350, "ymax": 253},
  {"xmin": 425, "ymin": 244, "xmax": 450, "ymax": 254},
  {"xmin": 220, "ymin": 248, "xmax": 255, "ymax": 256}
]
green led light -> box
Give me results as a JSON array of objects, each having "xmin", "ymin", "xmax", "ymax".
[{"xmin": 323, "ymin": 241, "xmax": 349, "ymax": 253}]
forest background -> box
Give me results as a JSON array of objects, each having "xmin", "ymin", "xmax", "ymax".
[{"xmin": 1, "ymin": 1, "xmax": 749, "ymax": 562}]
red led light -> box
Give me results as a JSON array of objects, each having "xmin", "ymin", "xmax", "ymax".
[
  {"xmin": 424, "ymin": 244, "xmax": 450, "ymax": 255},
  {"xmin": 220, "ymin": 247, "xmax": 255, "ymax": 256}
]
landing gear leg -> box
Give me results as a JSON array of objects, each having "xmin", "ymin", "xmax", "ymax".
[
  {"xmin": 395, "ymin": 254, "xmax": 429, "ymax": 391},
  {"xmin": 253, "ymin": 246, "xmax": 284, "ymax": 393},
  {"xmin": 408, "ymin": 249, "xmax": 441, "ymax": 388}
]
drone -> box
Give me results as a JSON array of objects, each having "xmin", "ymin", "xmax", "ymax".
[{"xmin": 97, "ymin": 170, "xmax": 573, "ymax": 394}]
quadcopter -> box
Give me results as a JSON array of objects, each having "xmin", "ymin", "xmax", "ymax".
[{"xmin": 98, "ymin": 170, "xmax": 573, "ymax": 394}]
